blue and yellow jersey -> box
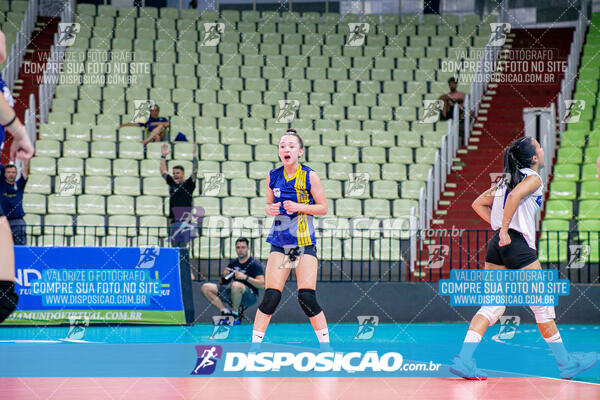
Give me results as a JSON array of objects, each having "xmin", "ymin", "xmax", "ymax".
[{"xmin": 266, "ymin": 164, "xmax": 316, "ymax": 247}]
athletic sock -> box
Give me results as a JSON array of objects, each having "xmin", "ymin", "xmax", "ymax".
[
  {"xmin": 231, "ymin": 311, "xmax": 239, "ymax": 317},
  {"xmin": 315, "ymin": 328, "xmax": 329, "ymax": 343},
  {"xmin": 458, "ymin": 330, "xmax": 482, "ymax": 360},
  {"xmin": 545, "ymin": 332, "xmax": 569, "ymax": 365},
  {"xmin": 220, "ymin": 308, "xmax": 230, "ymax": 314},
  {"xmin": 252, "ymin": 330, "xmax": 265, "ymax": 343}
]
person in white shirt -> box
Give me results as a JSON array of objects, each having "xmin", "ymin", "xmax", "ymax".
[{"xmin": 450, "ymin": 136, "xmax": 597, "ymax": 380}]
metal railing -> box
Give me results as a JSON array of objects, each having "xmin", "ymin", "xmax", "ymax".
[
  {"xmin": 16, "ymin": 226, "xmax": 599, "ymax": 283},
  {"xmin": 557, "ymin": 0, "xmax": 589, "ymax": 135}
]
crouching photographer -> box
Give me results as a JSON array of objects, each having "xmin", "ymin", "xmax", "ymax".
[{"xmin": 200, "ymin": 238, "xmax": 265, "ymax": 324}]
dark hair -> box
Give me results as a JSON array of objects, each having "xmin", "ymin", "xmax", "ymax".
[
  {"xmin": 152, "ymin": 104, "xmax": 160, "ymax": 111},
  {"xmin": 503, "ymin": 136, "xmax": 537, "ymax": 189},
  {"xmin": 173, "ymin": 165, "xmax": 184, "ymax": 173},
  {"xmin": 4, "ymin": 164, "xmax": 17, "ymax": 171},
  {"xmin": 281, "ymin": 128, "xmax": 304, "ymax": 149},
  {"xmin": 448, "ymin": 77, "xmax": 457, "ymax": 84},
  {"xmin": 235, "ymin": 237, "xmax": 249, "ymax": 246}
]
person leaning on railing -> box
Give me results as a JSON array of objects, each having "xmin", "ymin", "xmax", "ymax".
[{"xmin": 0, "ymin": 160, "xmax": 29, "ymax": 245}]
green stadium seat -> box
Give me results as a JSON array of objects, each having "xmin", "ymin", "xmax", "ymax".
[
  {"xmin": 344, "ymin": 238, "xmax": 371, "ymax": 260},
  {"xmin": 382, "ymin": 164, "xmax": 407, "ymax": 181},
  {"xmin": 355, "ymin": 163, "xmax": 381, "ymax": 181},
  {"xmin": 364, "ymin": 199, "xmax": 391, "ymax": 217},
  {"xmin": 308, "ymin": 146, "xmax": 333, "ymax": 162},
  {"xmin": 57, "ymin": 158, "xmax": 84, "ymax": 176},
  {"xmin": 321, "ymin": 180, "xmax": 342, "ymax": 199},
  {"xmin": 401, "ymin": 181, "xmax": 426, "ymax": 199},
  {"xmin": 334, "ymin": 146, "xmax": 359, "ymax": 163},
  {"xmin": 85, "ymin": 158, "xmax": 111, "ymax": 176},
  {"xmin": 553, "ymin": 164, "xmax": 579, "ymax": 181},
  {"xmin": 362, "ymin": 147, "xmax": 387, "ymax": 163},
  {"xmin": 548, "ymin": 180, "xmax": 577, "ymax": 201},
  {"xmin": 389, "ymin": 147, "xmax": 413, "ymax": 164},
  {"xmin": 142, "ymin": 177, "xmax": 169, "ymax": 196},
  {"xmin": 48, "ymin": 195, "xmax": 76, "ymax": 214},
  {"xmin": 44, "ymin": 214, "xmax": 74, "ymax": 236},
  {"xmin": 538, "ymin": 239, "xmax": 568, "ymax": 263},
  {"xmin": 22, "ymin": 193, "xmax": 46, "ymax": 215},
  {"xmin": 373, "ymin": 180, "xmax": 399, "ymax": 199},
  {"xmin": 336, "ymin": 198, "xmax": 362, "ymax": 217},
  {"xmin": 77, "ymin": 194, "xmax": 105, "ymax": 216},
  {"xmin": 230, "ymin": 178, "xmax": 256, "ymax": 198},
  {"xmin": 140, "ymin": 216, "xmax": 169, "ymax": 237},
  {"xmin": 30, "ymin": 157, "xmax": 56, "ymax": 175},
  {"xmin": 576, "ymin": 219, "xmax": 600, "ymax": 242},
  {"xmin": 196, "ymin": 196, "xmax": 221, "ymax": 216},
  {"xmin": 221, "ymin": 161, "xmax": 246, "ymax": 179},
  {"xmin": 546, "ymin": 200, "xmax": 573, "ymax": 219},
  {"xmin": 107, "ymin": 195, "xmax": 135, "ymax": 215},
  {"xmin": 113, "ymin": 177, "xmax": 140, "ymax": 196},
  {"xmin": 35, "ymin": 140, "xmax": 61, "ymax": 158},
  {"xmin": 113, "ymin": 159, "xmax": 139, "ymax": 177},
  {"xmin": 580, "ymin": 181, "xmax": 600, "ymax": 200},
  {"xmin": 317, "ymin": 238, "xmax": 343, "ymax": 260},
  {"xmin": 222, "ymin": 197, "xmax": 250, "ymax": 216},
  {"xmin": 108, "ymin": 215, "xmax": 138, "ymax": 236},
  {"xmin": 76, "ymin": 214, "xmax": 105, "ymax": 237},
  {"xmin": 540, "ymin": 219, "xmax": 570, "ymax": 240},
  {"xmin": 136, "ymin": 195, "xmax": 164, "ymax": 216},
  {"xmin": 201, "ymin": 144, "xmax": 226, "ymax": 161},
  {"xmin": 84, "ymin": 176, "xmax": 111, "ymax": 195},
  {"xmin": 581, "ymin": 164, "xmax": 599, "ymax": 181},
  {"xmin": 91, "ymin": 141, "xmax": 117, "ymax": 159},
  {"xmin": 557, "ymin": 147, "xmax": 583, "ymax": 164},
  {"xmin": 25, "ymin": 175, "xmax": 52, "ymax": 194}
]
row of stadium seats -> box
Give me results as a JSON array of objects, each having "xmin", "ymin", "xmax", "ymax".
[
  {"xmin": 22, "ymin": 192, "xmax": 420, "ymax": 217},
  {"xmin": 75, "ymin": 5, "xmax": 489, "ymax": 26},
  {"xmin": 25, "ymin": 233, "xmax": 407, "ymax": 261},
  {"xmin": 0, "ymin": 2, "xmax": 28, "ymax": 58},
  {"xmin": 29, "ymin": 144, "xmax": 439, "ymax": 165},
  {"xmin": 71, "ymin": 25, "xmax": 489, "ymax": 42}
]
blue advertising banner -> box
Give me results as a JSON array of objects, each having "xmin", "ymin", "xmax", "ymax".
[{"xmin": 4, "ymin": 246, "xmax": 186, "ymax": 325}]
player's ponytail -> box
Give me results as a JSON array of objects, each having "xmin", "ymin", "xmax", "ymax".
[{"xmin": 503, "ymin": 136, "xmax": 536, "ymax": 190}]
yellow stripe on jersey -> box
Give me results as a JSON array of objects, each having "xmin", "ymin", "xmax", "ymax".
[{"xmin": 294, "ymin": 168, "xmax": 312, "ymax": 246}]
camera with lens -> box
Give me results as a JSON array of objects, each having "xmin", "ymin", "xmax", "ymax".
[{"xmin": 221, "ymin": 267, "xmax": 239, "ymax": 284}]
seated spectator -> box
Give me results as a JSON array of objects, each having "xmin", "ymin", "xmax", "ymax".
[
  {"xmin": 439, "ymin": 77, "xmax": 465, "ymax": 121},
  {"xmin": 200, "ymin": 238, "xmax": 265, "ymax": 325},
  {"xmin": 118, "ymin": 105, "xmax": 170, "ymax": 146}
]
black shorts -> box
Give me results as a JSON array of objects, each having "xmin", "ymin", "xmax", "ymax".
[
  {"xmin": 485, "ymin": 229, "xmax": 538, "ymax": 269},
  {"xmin": 270, "ymin": 244, "xmax": 317, "ymax": 259}
]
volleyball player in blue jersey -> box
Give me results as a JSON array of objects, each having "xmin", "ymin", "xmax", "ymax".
[
  {"xmin": 0, "ymin": 28, "xmax": 34, "ymax": 323},
  {"xmin": 251, "ymin": 129, "xmax": 330, "ymax": 344}
]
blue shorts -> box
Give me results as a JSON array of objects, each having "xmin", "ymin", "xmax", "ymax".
[
  {"xmin": 270, "ymin": 244, "xmax": 317, "ymax": 259},
  {"xmin": 218, "ymin": 284, "xmax": 258, "ymax": 308}
]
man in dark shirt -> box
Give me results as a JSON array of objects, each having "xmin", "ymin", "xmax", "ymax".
[
  {"xmin": 119, "ymin": 104, "xmax": 170, "ymax": 146},
  {"xmin": 200, "ymin": 238, "xmax": 265, "ymax": 325},
  {"xmin": 0, "ymin": 161, "xmax": 28, "ymax": 245},
  {"xmin": 160, "ymin": 143, "xmax": 199, "ymax": 247}
]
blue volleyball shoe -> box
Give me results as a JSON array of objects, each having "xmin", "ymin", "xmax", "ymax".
[{"xmin": 449, "ymin": 355, "xmax": 488, "ymax": 380}]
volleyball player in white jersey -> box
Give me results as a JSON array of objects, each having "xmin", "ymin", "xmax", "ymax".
[{"xmin": 450, "ymin": 137, "xmax": 597, "ymax": 380}]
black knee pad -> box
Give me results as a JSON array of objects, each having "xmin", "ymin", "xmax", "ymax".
[
  {"xmin": 0, "ymin": 281, "xmax": 18, "ymax": 323},
  {"xmin": 258, "ymin": 288, "xmax": 281, "ymax": 315},
  {"xmin": 298, "ymin": 289, "xmax": 322, "ymax": 318}
]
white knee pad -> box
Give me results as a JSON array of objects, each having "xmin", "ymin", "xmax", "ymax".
[
  {"xmin": 530, "ymin": 306, "xmax": 555, "ymax": 323},
  {"xmin": 476, "ymin": 306, "xmax": 506, "ymax": 326}
]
